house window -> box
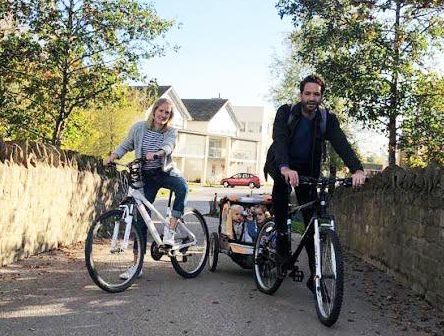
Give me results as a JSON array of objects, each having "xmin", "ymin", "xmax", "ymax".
[
  {"xmin": 240, "ymin": 122, "xmax": 246, "ymax": 132},
  {"xmin": 248, "ymin": 122, "xmax": 262, "ymax": 133},
  {"xmin": 209, "ymin": 138, "xmax": 226, "ymax": 158}
]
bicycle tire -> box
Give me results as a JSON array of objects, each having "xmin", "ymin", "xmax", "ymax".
[
  {"xmin": 314, "ymin": 227, "xmax": 344, "ymax": 327},
  {"xmin": 253, "ymin": 221, "xmax": 283, "ymax": 294},
  {"xmin": 85, "ymin": 209, "xmax": 144, "ymax": 293},
  {"xmin": 208, "ymin": 232, "xmax": 219, "ymax": 272},
  {"xmin": 171, "ymin": 208, "xmax": 209, "ymax": 278}
]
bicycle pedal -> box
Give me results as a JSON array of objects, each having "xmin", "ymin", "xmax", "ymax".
[{"xmin": 289, "ymin": 267, "xmax": 304, "ymax": 282}]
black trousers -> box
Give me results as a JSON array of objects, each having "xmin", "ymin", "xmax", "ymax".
[{"xmin": 271, "ymin": 172, "xmax": 316, "ymax": 274}]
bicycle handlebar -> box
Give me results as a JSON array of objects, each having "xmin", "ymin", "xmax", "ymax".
[
  {"xmin": 106, "ymin": 155, "xmax": 161, "ymax": 169},
  {"xmin": 299, "ymin": 176, "xmax": 353, "ymax": 187}
]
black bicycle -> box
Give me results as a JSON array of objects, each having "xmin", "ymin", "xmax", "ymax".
[{"xmin": 253, "ymin": 176, "xmax": 352, "ymax": 327}]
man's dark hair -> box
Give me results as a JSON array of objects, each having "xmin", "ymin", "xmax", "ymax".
[{"xmin": 299, "ymin": 75, "xmax": 326, "ymax": 95}]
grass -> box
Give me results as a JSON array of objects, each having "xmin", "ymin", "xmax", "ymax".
[{"xmin": 291, "ymin": 220, "xmax": 305, "ymax": 235}]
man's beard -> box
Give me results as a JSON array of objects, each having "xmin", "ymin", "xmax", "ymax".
[{"xmin": 302, "ymin": 100, "xmax": 319, "ymax": 113}]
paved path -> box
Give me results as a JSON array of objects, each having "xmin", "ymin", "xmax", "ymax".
[{"xmin": 0, "ymin": 199, "xmax": 442, "ymax": 336}]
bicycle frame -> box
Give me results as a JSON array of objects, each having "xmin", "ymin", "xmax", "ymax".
[
  {"xmin": 287, "ymin": 182, "xmax": 338, "ymax": 282},
  {"xmin": 114, "ymin": 170, "xmax": 196, "ymax": 253}
]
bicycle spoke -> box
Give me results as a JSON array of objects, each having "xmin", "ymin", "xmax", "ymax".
[
  {"xmin": 85, "ymin": 210, "xmax": 143, "ymax": 293},
  {"xmin": 170, "ymin": 209, "xmax": 209, "ymax": 278},
  {"xmin": 254, "ymin": 222, "xmax": 283, "ymax": 294},
  {"xmin": 314, "ymin": 228, "xmax": 344, "ymax": 327}
]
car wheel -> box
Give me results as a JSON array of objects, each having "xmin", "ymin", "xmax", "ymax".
[
  {"xmin": 249, "ymin": 182, "xmax": 255, "ymax": 189},
  {"xmin": 223, "ymin": 181, "xmax": 229, "ymax": 188}
]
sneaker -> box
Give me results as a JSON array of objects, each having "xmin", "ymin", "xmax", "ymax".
[
  {"xmin": 119, "ymin": 265, "xmax": 143, "ymax": 280},
  {"xmin": 162, "ymin": 226, "xmax": 177, "ymax": 247}
]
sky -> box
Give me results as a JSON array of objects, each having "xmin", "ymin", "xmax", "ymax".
[
  {"xmin": 142, "ymin": 0, "xmax": 293, "ymax": 107},
  {"xmin": 140, "ymin": 0, "xmax": 399, "ymax": 162}
]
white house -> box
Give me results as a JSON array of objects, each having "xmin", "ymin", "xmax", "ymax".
[
  {"xmin": 232, "ymin": 106, "xmax": 275, "ymax": 181},
  {"xmin": 136, "ymin": 85, "xmax": 270, "ymax": 185}
]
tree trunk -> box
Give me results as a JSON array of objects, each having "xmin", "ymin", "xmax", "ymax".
[
  {"xmin": 52, "ymin": 118, "xmax": 65, "ymax": 147},
  {"xmin": 387, "ymin": 0, "xmax": 401, "ymax": 167},
  {"xmin": 388, "ymin": 116, "xmax": 397, "ymax": 166},
  {"xmin": 51, "ymin": 0, "xmax": 74, "ymax": 147}
]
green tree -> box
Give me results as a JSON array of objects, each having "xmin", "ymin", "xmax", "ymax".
[
  {"xmin": 0, "ymin": 0, "xmax": 174, "ymax": 145},
  {"xmin": 400, "ymin": 73, "xmax": 444, "ymax": 166},
  {"xmin": 64, "ymin": 84, "xmax": 158, "ymax": 157},
  {"xmin": 276, "ymin": 0, "xmax": 444, "ymax": 166},
  {"xmin": 269, "ymin": 38, "xmax": 311, "ymax": 105},
  {"xmin": 269, "ymin": 36, "xmax": 361, "ymax": 176}
]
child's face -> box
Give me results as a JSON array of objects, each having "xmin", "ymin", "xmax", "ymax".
[
  {"xmin": 256, "ymin": 210, "xmax": 266, "ymax": 224},
  {"xmin": 232, "ymin": 209, "xmax": 242, "ymax": 223}
]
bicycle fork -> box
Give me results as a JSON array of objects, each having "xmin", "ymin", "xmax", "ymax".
[
  {"xmin": 313, "ymin": 218, "xmax": 335, "ymax": 298},
  {"xmin": 110, "ymin": 204, "xmax": 133, "ymax": 253}
]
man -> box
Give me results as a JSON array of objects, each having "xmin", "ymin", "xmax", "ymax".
[{"xmin": 264, "ymin": 75, "xmax": 365, "ymax": 293}]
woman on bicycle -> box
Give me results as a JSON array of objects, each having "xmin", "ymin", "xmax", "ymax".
[{"xmin": 106, "ymin": 97, "xmax": 188, "ymax": 254}]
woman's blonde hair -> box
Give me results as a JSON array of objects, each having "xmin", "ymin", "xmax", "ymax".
[{"xmin": 146, "ymin": 98, "xmax": 174, "ymax": 132}]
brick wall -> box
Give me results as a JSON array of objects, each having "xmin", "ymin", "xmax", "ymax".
[
  {"xmin": 332, "ymin": 165, "xmax": 444, "ymax": 310},
  {"xmin": 0, "ymin": 141, "xmax": 124, "ymax": 266}
]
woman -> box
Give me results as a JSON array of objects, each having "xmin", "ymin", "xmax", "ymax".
[{"xmin": 106, "ymin": 98, "xmax": 188, "ymax": 278}]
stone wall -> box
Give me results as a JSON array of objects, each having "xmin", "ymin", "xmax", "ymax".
[
  {"xmin": 332, "ymin": 165, "xmax": 444, "ymax": 310},
  {"xmin": 0, "ymin": 141, "xmax": 124, "ymax": 266}
]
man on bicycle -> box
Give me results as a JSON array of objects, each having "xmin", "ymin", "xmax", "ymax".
[{"xmin": 264, "ymin": 75, "xmax": 365, "ymax": 293}]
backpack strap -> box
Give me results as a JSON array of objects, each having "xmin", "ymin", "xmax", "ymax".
[
  {"xmin": 287, "ymin": 104, "xmax": 297, "ymax": 139},
  {"xmin": 319, "ymin": 108, "xmax": 328, "ymax": 162},
  {"xmin": 319, "ymin": 107, "xmax": 327, "ymax": 138}
]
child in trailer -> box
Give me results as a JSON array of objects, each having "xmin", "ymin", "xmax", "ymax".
[
  {"xmin": 226, "ymin": 204, "xmax": 253, "ymax": 243},
  {"xmin": 244, "ymin": 205, "xmax": 271, "ymax": 242},
  {"xmin": 254, "ymin": 205, "xmax": 271, "ymax": 230},
  {"xmin": 243, "ymin": 207, "xmax": 257, "ymax": 242}
]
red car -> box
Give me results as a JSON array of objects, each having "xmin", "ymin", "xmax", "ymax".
[{"xmin": 220, "ymin": 173, "xmax": 261, "ymax": 189}]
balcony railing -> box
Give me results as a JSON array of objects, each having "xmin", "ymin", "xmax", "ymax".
[{"xmin": 208, "ymin": 148, "xmax": 226, "ymax": 158}]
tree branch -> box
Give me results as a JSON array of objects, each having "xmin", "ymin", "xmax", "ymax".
[{"xmin": 69, "ymin": 40, "xmax": 126, "ymax": 66}]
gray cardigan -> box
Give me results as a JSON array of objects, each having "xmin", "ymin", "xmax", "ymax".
[{"xmin": 113, "ymin": 121, "xmax": 181, "ymax": 176}]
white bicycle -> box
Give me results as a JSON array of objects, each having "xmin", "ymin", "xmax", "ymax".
[{"xmin": 85, "ymin": 158, "xmax": 209, "ymax": 293}]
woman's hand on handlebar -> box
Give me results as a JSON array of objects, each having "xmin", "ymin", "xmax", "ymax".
[
  {"xmin": 104, "ymin": 153, "xmax": 118, "ymax": 166},
  {"xmin": 145, "ymin": 150, "xmax": 164, "ymax": 161}
]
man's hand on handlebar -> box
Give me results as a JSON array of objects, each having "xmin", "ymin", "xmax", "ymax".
[
  {"xmin": 351, "ymin": 170, "xmax": 366, "ymax": 188},
  {"xmin": 280, "ymin": 166, "xmax": 299, "ymax": 187}
]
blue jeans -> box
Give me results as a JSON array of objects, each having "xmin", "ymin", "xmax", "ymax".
[{"xmin": 136, "ymin": 168, "xmax": 188, "ymax": 252}]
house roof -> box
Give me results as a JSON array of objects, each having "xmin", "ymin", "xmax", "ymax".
[
  {"xmin": 130, "ymin": 85, "xmax": 171, "ymax": 97},
  {"xmin": 157, "ymin": 86, "xmax": 172, "ymax": 96},
  {"xmin": 182, "ymin": 99, "xmax": 228, "ymax": 121}
]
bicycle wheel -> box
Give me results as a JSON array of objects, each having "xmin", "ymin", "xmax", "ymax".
[
  {"xmin": 314, "ymin": 228, "xmax": 344, "ymax": 327},
  {"xmin": 253, "ymin": 221, "xmax": 283, "ymax": 294},
  {"xmin": 85, "ymin": 209, "xmax": 144, "ymax": 293},
  {"xmin": 171, "ymin": 208, "xmax": 209, "ymax": 278}
]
